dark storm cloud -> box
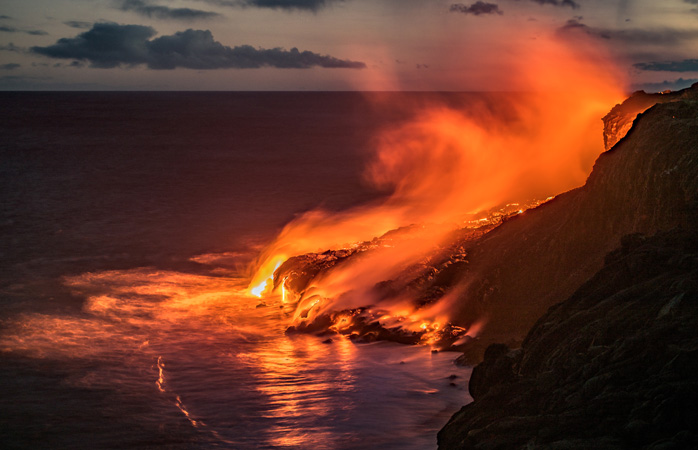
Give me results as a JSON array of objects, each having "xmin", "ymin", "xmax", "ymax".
[
  {"xmin": 0, "ymin": 25, "xmax": 48, "ymax": 35},
  {"xmin": 64, "ymin": 21, "xmax": 93, "ymax": 29},
  {"xmin": 0, "ymin": 63, "xmax": 20, "ymax": 70},
  {"xmin": 0, "ymin": 15, "xmax": 12, "ymax": 20},
  {"xmin": 558, "ymin": 19, "xmax": 698, "ymax": 45},
  {"xmin": 450, "ymin": 2, "xmax": 503, "ymax": 16},
  {"xmin": 31, "ymin": 23, "xmax": 366, "ymax": 70},
  {"xmin": 634, "ymin": 59, "xmax": 698, "ymax": 72},
  {"xmin": 117, "ymin": 0, "xmax": 221, "ymax": 20}
]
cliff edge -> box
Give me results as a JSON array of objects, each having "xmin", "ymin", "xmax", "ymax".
[
  {"xmin": 438, "ymin": 227, "xmax": 698, "ymax": 449},
  {"xmin": 602, "ymin": 83, "xmax": 698, "ymax": 151}
]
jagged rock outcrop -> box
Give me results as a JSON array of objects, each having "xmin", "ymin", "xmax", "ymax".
[
  {"xmin": 437, "ymin": 227, "xmax": 698, "ymax": 449},
  {"xmin": 602, "ymin": 82, "xmax": 698, "ymax": 150}
]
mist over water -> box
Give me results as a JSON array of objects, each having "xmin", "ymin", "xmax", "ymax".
[{"xmin": 0, "ymin": 92, "xmax": 472, "ymax": 449}]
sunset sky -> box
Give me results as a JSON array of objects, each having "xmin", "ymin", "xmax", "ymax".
[{"xmin": 1, "ymin": 0, "xmax": 697, "ymax": 91}]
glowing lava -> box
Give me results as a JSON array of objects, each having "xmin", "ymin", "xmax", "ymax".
[
  {"xmin": 248, "ymin": 31, "xmax": 627, "ymax": 341},
  {"xmin": 249, "ymin": 260, "xmax": 283, "ymax": 297}
]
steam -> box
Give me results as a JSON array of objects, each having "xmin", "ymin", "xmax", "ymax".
[{"xmin": 248, "ymin": 32, "xmax": 626, "ymax": 334}]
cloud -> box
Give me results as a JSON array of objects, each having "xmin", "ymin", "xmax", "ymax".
[
  {"xmin": 631, "ymin": 78, "xmax": 698, "ymax": 93},
  {"xmin": 243, "ymin": 0, "xmax": 330, "ymax": 10},
  {"xmin": 450, "ymin": 2, "xmax": 503, "ymax": 15},
  {"xmin": 32, "ymin": 24, "xmax": 155, "ymax": 68},
  {"xmin": 0, "ymin": 63, "xmax": 20, "ymax": 70},
  {"xmin": 514, "ymin": 0, "xmax": 579, "ymax": 8},
  {"xmin": 684, "ymin": 0, "xmax": 698, "ymax": 13},
  {"xmin": 0, "ymin": 15, "xmax": 12, "ymax": 20},
  {"xmin": 117, "ymin": 0, "xmax": 221, "ymax": 20},
  {"xmin": 0, "ymin": 25, "xmax": 48, "ymax": 35},
  {"xmin": 64, "ymin": 21, "xmax": 93, "ymax": 29},
  {"xmin": 193, "ymin": 0, "xmax": 337, "ymax": 11},
  {"xmin": 31, "ymin": 23, "xmax": 366, "ymax": 70},
  {"xmin": 557, "ymin": 19, "xmax": 698, "ymax": 45},
  {"xmin": 633, "ymin": 59, "xmax": 698, "ymax": 72},
  {"xmin": 0, "ymin": 43, "xmax": 24, "ymax": 53}
]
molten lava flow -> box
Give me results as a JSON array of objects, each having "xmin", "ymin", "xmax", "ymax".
[
  {"xmin": 250, "ymin": 260, "xmax": 283, "ymax": 297},
  {"xmin": 247, "ymin": 32, "xmax": 626, "ymax": 340}
]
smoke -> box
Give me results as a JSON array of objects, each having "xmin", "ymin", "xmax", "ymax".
[{"xmin": 249, "ymin": 32, "xmax": 625, "ymax": 331}]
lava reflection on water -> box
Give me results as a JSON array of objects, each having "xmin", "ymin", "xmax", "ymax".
[{"xmin": 0, "ymin": 264, "xmax": 471, "ymax": 449}]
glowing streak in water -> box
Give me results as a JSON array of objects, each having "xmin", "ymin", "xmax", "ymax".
[
  {"xmin": 157, "ymin": 354, "xmax": 235, "ymax": 444},
  {"xmin": 156, "ymin": 356, "xmax": 165, "ymax": 393},
  {"xmin": 176, "ymin": 395, "xmax": 199, "ymax": 428}
]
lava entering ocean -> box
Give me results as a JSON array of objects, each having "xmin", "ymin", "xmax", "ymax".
[{"xmin": 248, "ymin": 33, "xmax": 626, "ymax": 346}]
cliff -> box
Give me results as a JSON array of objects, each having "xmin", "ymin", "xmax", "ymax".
[
  {"xmin": 602, "ymin": 82, "xmax": 698, "ymax": 150},
  {"xmin": 437, "ymin": 227, "xmax": 698, "ymax": 449}
]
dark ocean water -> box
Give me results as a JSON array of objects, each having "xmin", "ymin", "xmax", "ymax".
[{"xmin": 0, "ymin": 92, "xmax": 472, "ymax": 449}]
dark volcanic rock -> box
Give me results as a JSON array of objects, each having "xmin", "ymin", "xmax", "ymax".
[
  {"xmin": 438, "ymin": 228, "xmax": 698, "ymax": 450},
  {"xmin": 602, "ymin": 83, "xmax": 698, "ymax": 150}
]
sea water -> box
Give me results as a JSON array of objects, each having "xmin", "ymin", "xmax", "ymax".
[{"xmin": 0, "ymin": 92, "xmax": 472, "ymax": 449}]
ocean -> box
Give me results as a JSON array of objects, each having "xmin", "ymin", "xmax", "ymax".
[{"xmin": 0, "ymin": 92, "xmax": 472, "ymax": 449}]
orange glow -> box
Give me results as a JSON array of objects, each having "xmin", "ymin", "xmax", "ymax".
[
  {"xmin": 176, "ymin": 395, "xmax": 200, "ymax": 428},
  {"xmin": 247, "ymin": 32, "xmax": 626, "ymax": 336},
  {"xmin": 250, "ymin": 259, "xmax": 284, "ymax": 297},
  {"xmin": 156, "ymin": 356, "xmax": 166, "ymax": 393},
  {"xmin": 244, "ymin": 333, "xmax": 357, "ymax": 448},
  {"xmin": 281, "ymin": 277, "xmax": 288, "ymax": 303}
]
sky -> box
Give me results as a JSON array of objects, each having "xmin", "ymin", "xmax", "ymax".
[{"xmin": 0, "ymin": 0, "xmax": 697, "ymax": 91}]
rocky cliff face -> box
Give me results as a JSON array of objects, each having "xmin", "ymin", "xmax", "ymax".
[
  {"xmin": 602, "ymin": 82, "xmax": 698, "ymax": 150},
  {"xmin": 437, "ymin": 227, "xmax": 698, "ymax": 449}
]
